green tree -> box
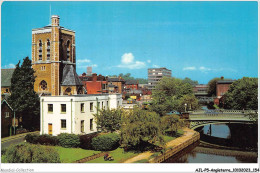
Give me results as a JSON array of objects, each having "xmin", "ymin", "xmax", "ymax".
[
  {"xmin": 207, "ymin": 77, "xmax": 221, "ymax": 96},
  {"xmin": 182, "ymin": 77, "xmax": 198, "ymax": 86},
  {"xmin": 223, "ymin": 77, "xmax": 258, "ymax": 110},
  {"xmin": 151, "ymin": 77, "xmax": 194, "ymax": 116},
  {"xmin": 94, "ymin": 108, "xmax": 124, "ymax": 132},
  {"xmin": 160, "ymin": 114, "xmax": 184, "ymax": 136},
  {"xmin": 178, "ymin": 94, "xmax": 200, "ymax": 112},
  {"xmin": 8, "ymin": 57, "xmax": 40, "ymax": 130},
  {"xmin": 121, "ymin": 108, "xmax": 164, "ymax": 150}
]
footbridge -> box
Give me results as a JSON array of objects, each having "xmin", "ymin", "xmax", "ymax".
[{"xmin": 188, "ymin": 110, "xmax": 257, "ymax": 129}]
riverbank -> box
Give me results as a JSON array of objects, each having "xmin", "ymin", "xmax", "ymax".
[{"xmin": 123, "ymin": 128, "xmax": 200, "ymax": 163}]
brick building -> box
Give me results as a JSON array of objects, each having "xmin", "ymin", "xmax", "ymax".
[
  {"xmin": 32, "ymin": 15, "xmax": 82, "ymax": 96},
  {"xmin": 214, "ymin": 79, "xmax": 235, "ymax": 105},
  {"xmin": 79, "ymin": 73, "xmax": 108, "ymax": 94},
  {"xmin": 107, "ymin": 77, "xmax": 125, "ymax": 94},
  {"xmin": 1, "ymin": 99, "xmax": 19, "ymax": 137},
  {"xmin": 125, "ymin": 80, "xmax": 139, "ymax": 90}
]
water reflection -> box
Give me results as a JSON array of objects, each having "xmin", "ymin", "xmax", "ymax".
[{"xmin": 163, "ymin": 123, "xmax": 258, "ymax": 163}]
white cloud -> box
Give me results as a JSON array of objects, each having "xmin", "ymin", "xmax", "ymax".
[
  {"xmin": 153, "ymin": 64, "xmax": 159, "ymax": 68},
  {"xmin": 3, "ymin": 63, "xmax": 15, "ymax": 69},
  {"xmin": 77, "ymin": 59, "xmax": 91, "ymax": 63},
  {"xmin": 147, "ymin": 60, "xmax": 151, "ymax": 63},
  {"xmin": 199, "ymin": 66, "xmax": 211, "ymax": 71},
  {"xmin": 183, "ymin": 66, "xmax": 196, "ymax": 71},
  {"xmin": 117, "ymin": 53, "xmax": 146, "ymax": 69},
  {"xmin": 121, "ymin": 53, "xmax": 134, "ymax": 64}
]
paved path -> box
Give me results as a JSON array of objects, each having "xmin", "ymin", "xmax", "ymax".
[
  {"xmin": 1, "ymin": 131, "xmax": 39, "ymax": 149},
  {"xmin": 123, "ymin": 128, "xmax": 196, "ymax": 163}
]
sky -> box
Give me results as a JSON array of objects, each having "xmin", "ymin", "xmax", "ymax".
[{"xmin": 1, "ymin": 1, "xmax": 258, "ymax": 84}]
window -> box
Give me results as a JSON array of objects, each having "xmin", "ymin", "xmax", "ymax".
[
  {"xmin": 66, "ymin": 40, "xmax": 70, "ymax": 61},
  {"xmin": 81, "ymin": 120, "xmax": 84, "ymax": 132},
  {"xmin": 5, "ymin": 112, "xmax": 9, "ymax": 118},
  {"xmin": 117, "ymin": 101, "xmax": 119, "ymax": 107},
  {"xmin": 40, "ymin": 80, "xmax": 47, "ymax": 90},
  {"xmin": 5, "ymin": 89, "xmax": 9, "ymax": 93},
  {"xmin": 61, "ymin": 119, "xmax": 66, "ymax": 129},
  {"xmin": 102, "ymin": 102, "xmax": 104, "ymax": 109},
  {"xmin": 47, "ymin": 39, "xmax": 50, "ymax": 60},
  {"xmin": 97, "ymin": 102, "xmax": 100, "ymax": 109},
  {"xmin": 61, "ymin": 104, "xmax": 66, "ymax": 113},
  {"xmin": 39, "ymin": 40, "xmax": 42, "ymax": 60},
  {"xmin": 48, "ymin": 104, "xmax": 53, "ymax": 113},
  {"xmin": 107, "ymin": 101, "xmax": 109, "ymax": 108},
  {"xmin": 81, "ymin": 103, "xmax": 84, "ymax": 112},
  {"xmin": 90, "ymin": 119, "xmax": 93, "ymax": 131},
  {"xmin": 90, "ymin": 102, "xmax": 93, "ymax": 112},
  {"xmin": 41, "ymin": 66, "xmax": 46, "ymax": 71}
]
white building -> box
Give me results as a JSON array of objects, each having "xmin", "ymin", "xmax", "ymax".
[{"xmin": 40, "ymin": 94, "xmax": 122, "ymax": 136}]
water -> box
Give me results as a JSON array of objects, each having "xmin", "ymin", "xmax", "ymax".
[{"xmin": 163, "ymin": 123, "xmax": 258, "ymax": 163}]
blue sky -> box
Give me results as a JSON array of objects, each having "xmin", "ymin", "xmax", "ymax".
[{"xmin": 1, "ymin": 1, "xmax": 258, "ymax": 84}]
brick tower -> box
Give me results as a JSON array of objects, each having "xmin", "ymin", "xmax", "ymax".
[{"xmin": 32, "ymin": 15, "xmax": 82, "ymax": 96}]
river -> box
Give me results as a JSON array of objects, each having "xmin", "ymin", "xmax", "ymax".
[{"xmin": 163, "ymin": 123, "xmax": 258, "ymax": 163}]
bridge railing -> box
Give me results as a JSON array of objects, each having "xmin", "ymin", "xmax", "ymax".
[{"xmin": 191, "ymin": 109, "xmax": 257, "ymax": 115}]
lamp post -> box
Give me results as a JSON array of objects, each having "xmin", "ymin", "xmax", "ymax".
[{"xmin": 184, "ymin": 103, "xmax": 187, "ymax": 112}]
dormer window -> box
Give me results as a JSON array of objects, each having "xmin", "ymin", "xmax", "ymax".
[
  {"xmin": 67, "ymin": 40, "xmax": 70, "ymax": 61},
  {"xmin": 39, "ymin": 40, "xmax": 42, "ymax": 60},
  {"xmin": 47, "ymin": 39, "xmax": 50, "ymax": 60}
]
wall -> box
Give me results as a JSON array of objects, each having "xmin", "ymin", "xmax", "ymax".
[
  {"xmin": 216, "ymin": 83, "xmax": 232, "ymax": 98},
  {"xmin": 1, "ymin": 102, "xmax": 14, "ymax": 137},
  {"xmin": 40, "ymin": 94, "xmax": 122, "ymax": 136}
]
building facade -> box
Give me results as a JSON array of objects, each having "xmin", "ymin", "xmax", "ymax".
[
  {"xmin": 40, "ymin": 94, "xmax": 122, "ymax": 136},
  {"xmin": 32, "ymin": 15, "xmax": 80, "ymax": 96},
  {"xmin": 214, "ymin": 80, "xmax": 234, "ymax": 105},
  {"xmin": 79, "ymin": 73, "xmax": 108, "ymax": 94},
  {"xmin": 148, "ymin": 67, "xmax": 172, "ymax": 90},
  {"xmin": 1, "ymin": 99, "xmax": 19, "ymax": 137}
]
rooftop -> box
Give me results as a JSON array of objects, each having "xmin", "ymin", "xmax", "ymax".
[
  {"xmin": 61, "ymin": 65, "xmax": 83, "ymax": 86},
  {"xmin": 1, "ymin": 68, "xmax": 15, "ymax": 87},
  {"xmin": 217, "ymin": 80, "xmax": 235, "ymax": 84}
]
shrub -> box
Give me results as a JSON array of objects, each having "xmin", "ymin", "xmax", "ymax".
[
  {"xmin": 91, "ymin": 133, "xmax": 120, "ymax": 151},
  {"xmin": 57, "ymin": 133, "xmax": 80, "ymax": 148},
  {"xmin": 1, "ymin": 148, "xmax": 7, "ymax": 155},
  {"xmin": 25, "ymin": 134, "xmax": 58, "ymax": 146},
  {"xmin": 5, "ymin": 143, "xmax": 60, "ymax": 163},
  {"xmin": 37, "ymin": 134, "xmax": 59, "ymax": 146},
  {"xmin": 79, "ymin": 132, "xmax": 99, "ymax": 150},
  {"xmin": 25, "ymin": 134, "xmax": 39, "ymax": 144}
]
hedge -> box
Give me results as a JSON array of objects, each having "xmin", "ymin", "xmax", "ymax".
[
  {"xmin": 25, "ymin": 134, "xmax": 58, "ymax": 146},
  {"xmin": 5, "ymin": 143, "xmax": 60, "ymax": 163},
  {"xmin": 57, "ymin": 133, "xmax": 80, "ymax": 148},
  {"xmin": 79, "ymin": 132, "xmax": 99, "ymax": 150},
  {"xmin": 91, "ymin": 133, "xmax": 120, "ymax": 151}
]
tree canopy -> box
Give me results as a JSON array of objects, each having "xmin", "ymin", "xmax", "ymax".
[
  {"xmin": 8, "ymin": 57, "xmax": 40, "ymax": 130},
  {"xmin": 151, "ymin": 77, "xmax": 197, "ymax": 115},
  {"xmin": 223, "ymin": 77, "xmax": 258, "ymax": 110},
  {"xmin": 120, "ymin": 108, "xmax": 164, "ymax": 150},
  {"xmin": 117, "ymin": 73, "xmax": 148, "ymax": 84},
  {"xmin": 94, "ymin": 108, "xmax": 124, "ymax": 132},
  {"xmin": 182, "ymin": 77, "xmax": 198, "ymax": 86},
  {"xmin": 207, "ymin": 77, "xmax": 221, "ymax": 96}
]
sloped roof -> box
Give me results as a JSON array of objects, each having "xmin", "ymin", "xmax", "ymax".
[
  {"xmin": 217, "ymin": 80, "xmax": 235, "ymax": 84},
  {"xmin": 108, "ymin": 77, "xmax": 124, "ymax": 82},
  {"xmin": 1, "ymin": 69, "xmax": 15, "ymax": 87},
  {"xmin": 61, "ymin": 65, "xmax": 83, "ymax": 86},
  {"xmin": 125, "ymin": 80, "xmax": 138, "ymax": 85}
]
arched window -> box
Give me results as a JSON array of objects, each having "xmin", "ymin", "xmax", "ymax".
[
  {"xmin": 40, "ymin": 80, "xmax": 47, "ymax": 90},
  {"xmin": 77, "ymin": 87, "xmax": 83, "ymax": 94},
  {"xmin": 46, "ymin": 39, "xmax": 50, "ymax": 60},
  {"xmin": 39, "ymin": 40, "xmax": 42, "ymax": 60},
  {"xmin": 64, "ymin": 87, "xmax": 72, "ymax": 95},
  {"xmin": 66, "ymin": 40, "xmax": 70, "ymax": 61}
]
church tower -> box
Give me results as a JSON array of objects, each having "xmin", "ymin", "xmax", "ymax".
[{"xmin": 32, "ymin": 15, "xmax": 82, "ymax": 96}]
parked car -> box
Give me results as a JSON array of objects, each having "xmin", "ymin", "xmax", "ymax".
[
  {"xmin": 127, "ymin": 98, "xmax": 136, "ymax": 104},
  {"xmin": 166, "ymin": 110, "xmax": 180, "ymax": 115}
]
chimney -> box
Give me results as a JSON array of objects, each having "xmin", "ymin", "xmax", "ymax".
[
  {"xmin": 221, "ymin": 76, "xmax": 224, "ymax": 80},
  {"xmin": 92, "ymin": 73, "xmax": 97, "ymax": 82},
  {"xmin": 51, "ymin": 15, "xmax": 60, "ymax": 26}
]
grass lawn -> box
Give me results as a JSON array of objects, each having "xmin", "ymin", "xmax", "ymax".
[
  {"xmin": 86, "ymin": 147, "xmax": 139, "ymax": 163},
  {"xmin": 52, "ymin": 146, "xmax": 101, "ymax": 163}
]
